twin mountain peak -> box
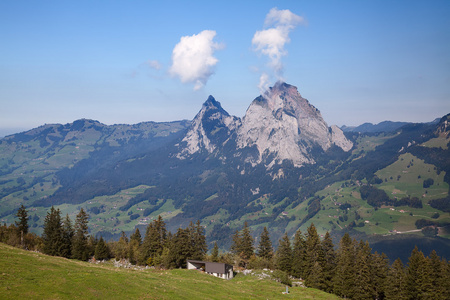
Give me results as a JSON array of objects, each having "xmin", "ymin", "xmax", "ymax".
[{"xmin": 177, "ymin": 82, "xmax": 353, "ymax": 168}]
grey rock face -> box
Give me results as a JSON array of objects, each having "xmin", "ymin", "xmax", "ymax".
[
  {"xmin": 177, "ymin": 83, "xmax": 353, "ymax": 167},
  {"xmin": 237, "ymin": 82, "xmax": 353, "ymax": 167},
  {"xmin": 177, "ymin": 95, "xmax": 240, "ymax": 159}
]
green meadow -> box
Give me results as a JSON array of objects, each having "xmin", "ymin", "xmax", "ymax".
[{"xmin": 0, "ymin": 243, "xmax": 337, "ymax": 299}]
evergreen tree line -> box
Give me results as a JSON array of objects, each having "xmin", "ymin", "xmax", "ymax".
[
  {"xmin": 1, "ymin": 206, "xmax": 207, "ymax": 270},
  {"xmin": 107, "ymin": 216, "xmax": 207, "ymax": 269},
  {"xmin": 229, "ymin": 221, "xmax": 450, "ymax": 300}
]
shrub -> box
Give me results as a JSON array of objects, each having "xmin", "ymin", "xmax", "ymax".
[
  {"xmin": 423, "ymin": 178, "xmax": 434, "ymax": 189},
  {"xmin": 272, "ymin": 270, "xmax": 292, "ymax": 286},
  {"xmin": 431, "ymin": 212, "xmax": 440, "ymax": 219},
  {"xmin": 130, "ymin": 214, "xmax": 140, "ymax": 220}
]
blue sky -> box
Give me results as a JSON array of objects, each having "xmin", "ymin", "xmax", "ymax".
[{"xmin": 1, "ymin": 1, "xmax": 449, "ymax": 136}]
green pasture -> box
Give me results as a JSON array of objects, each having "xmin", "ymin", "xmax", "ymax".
[{"xmin": 0, "ymin": 243, "xmax": 337, "ymax": 299}]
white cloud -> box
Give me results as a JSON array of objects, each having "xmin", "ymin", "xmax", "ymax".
[
  {"xmin": 258, "ymin": 72, "xmax": 270, "ymax": 94},
  {"xmin": 265, "ymin": 7, "xmax": 304, "ymax": 28},
  {"xmin": 252, "ymin": 8, "xmax": 305, "ymax": 78},
  {"xmin": 169, "ymin": 30, "xmax": 224, "ymax": 90},
  {"xmin": 146, "ymin": 60, "xmax": 162, "ymax": 70}
]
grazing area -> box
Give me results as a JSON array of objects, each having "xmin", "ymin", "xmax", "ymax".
[{"xmin": 0, "ymin": 243, "xmax": 337, "ymax": 299}]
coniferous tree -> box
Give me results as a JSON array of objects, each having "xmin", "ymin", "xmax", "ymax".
[
  {"xmin": 333, "ymin": 233, "xmax": 356, "ymax": 299},
  {"xmin": 353, "ymin": 240, "xmax": 374, "ymax": 299},
  {"xmin": 405, "ymin": 246, "xmax": 433, "ymax": 299},
  {"xmin": 190, "ymin": 220, "xmax": 207, "ymax": 260},
  {"xmin": 428, "ymin": 250, "xmax": 444, "ymax": 299},
  {"xmin": 42, "ymin": 206, "xmax": 63, "ymax": 256},
  {"xmin": 95, "ymin": 237, "xmax": 110, "ymax": 260},
  {"xmin": 240, "ymin": 221, "xmax": 254, "ymax": 262},
  {"xmin": 140, "ymin": 215, "xmax": 167, "ymax": 265},
  {"xmin": 257, "ymin": 226, "xmax": 273, "ymax": 260},
  {"xmin": 211, "ymin": 242, "xmax": 219, "ymax": 262},
  {"xmin": 371, "ymin": 251, "xmax": 389, "ymax": 300},
  {"xmin": 441, "ymin": 258, "xmax": 450, "ymax": 298},
  {"xmin": 60, "ymin": 214, "xmax": 74, "ymax": 258},
  {"xmin": 172, "ymin": 227, "xmax": 191, "ymax": 268},
  {"xmin": 15, "ymin": 204, "xmax": 28, "ymax": 247},
  {"xmin": 304, "ymin": 223, "xmax": 325, "ymax": 289},
  {"xmin": 160, "ymin": 244, "xmax": 174, "ymax": 269},
  {"xmin": 292, "ymin": 229, "xmax": 307, "ymax": 279},
  {"xmin": 230, "ymin": 230, "xmax": 241, "ymax": 256},
  {"xmin": 321, "ymin": 231, "xmax": 336, "ymax": 293},
  {"xmin": 115, "ymin": 231, "xmax": 129, "ymax": 260},
  {"xmin": 276, "ymin": 233, "xmax": 292, "ymax": 274},
  {"xmin": 87, "ymin": 235, "xmax": 97, "ymax": 259},
  {"xmin": 130, "ymin": 228, "xmax": 142, "ymax": 245},
  {"xmin": 129, "ymin": 228, "xmax": 142, "ymax": 264},
  {"xmin": 385, "ymin": 258, "xmax": 407, "ymax": 300},
  {"xmin": 72, "ymin": 208, "xmax": 90, "ymax": 261}
]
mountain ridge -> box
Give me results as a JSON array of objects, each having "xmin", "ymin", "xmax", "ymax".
[
  {"xmin": 0, "ymin": 83, "xmax": 449, "ymax": 256},
  {"xmin": 178, "ymin": 82, "xmax": 353, "ymax": 168}
]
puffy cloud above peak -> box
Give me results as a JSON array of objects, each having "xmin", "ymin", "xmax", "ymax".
[
  {"xmin": 169, "ymin": 30, "xmax": 224, "ymax": 90},
  {"xmin": 265, "ymin": 7, "xmax": 306, "ymax": 28},
  {"xmin": 252, "ymin": 8, "xmax": 305, "ymax": 80}
]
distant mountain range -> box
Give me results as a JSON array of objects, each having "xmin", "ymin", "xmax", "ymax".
[
  {"xmin": 341, "ymin": 119, "xmax": 440, "ymax": 133},
  {"xmin": 1, "ymin": 82, "xmax": 449, "ymax": 261}
]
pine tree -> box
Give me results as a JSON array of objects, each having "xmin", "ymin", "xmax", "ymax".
[
  {"xmin": 321, "ymin": 231, "xmax": 336, "ymax": 293},
  {"xmin": 385, "ymin": 258, "xmax": 407, "ymax": 300},
  {"xmin": 211, "ymin": 242, "xmax": 219, "ymax": 262},
  {"xmin": 428, "ymin": 250, "xmax": 444, "ymax": 299},
  {"xmin": 371, "ymin": 251, "xmax": 389, "ymax": 300},
  {"xmin": 240, "ymin": 221, "xmax": 254, "ymax": 262},
  {"xmin": 129, "ymin": 228, "xmax": 142, "ymax": 264},
  {"xmin": 60, "ymin": 214, "xmax": 74, "ymax": 258},
  {"xmin": 95, "ymin": 237, "xmax": 110, "ymax": 260},
  {"xmin": 172, "ymin": 227, "xmax": 191, "ymax": 268},
  {"xmin": 230, "ymin": 230, "xmax": 241, "ymax": 256},
  {"xmin": 42, "ymin": 206, "xmax": 63, "ymax": 256},
  {"xmin": 292, "ymin": 229, "xmax": 306, "ymax": 279},
  {"xmin": 190, "ymin": 220, "xmax": 207, "ymax": 260},
  {"xmin": 115, "ymin": 231, "xmax": 129, "ymax": 260},
  {"xmin": 304, "ymin": 223, "xmax": 325, "ymax": 290},
  {"xmin": 15, "ymin": 204, "xmax": 28, "ymax": 247},
  {"xmin": 353, "ymin": 240, "xmax": 374, "ymax": 299},
  {"xmin": 333, "ymin": 233, "xmax": 356, "ymax": 298},
  {"xmin": 72, "ymin": 208, "xmax": 90, "ymax": 261},
  {"xmin": 276, "ymin": 233, "xmax": 292, "ymax": 274},
  {"xmin": 140, "ymin": 215, "xmax": 167, "ymax": 265},
  {"xmin": 130, "ymin": 228, "xmax": 142, "ymax": 245},
  {"xmin": 405, "ymin": 246, "xmax": 433, "ymax": 299},
  {"xmin": 441, "ymin": 258, "xmax": 450, "ymax": 298},
  {"xmin": 87, "ymin": 235, "xmax": 97, "ymax": 259},
  {"xmin": 257, "ymin": 226, "xmax": 273, "ymax": 260}
]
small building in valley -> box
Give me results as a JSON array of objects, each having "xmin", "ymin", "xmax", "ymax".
[{"xmin": 187, "ymin": 260, "xmax": 234, "ymax": 280}]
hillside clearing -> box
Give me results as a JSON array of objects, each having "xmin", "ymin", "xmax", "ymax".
[{"xmin": 0, "ymin": 243, "xmax": 337, "ymax": 299}]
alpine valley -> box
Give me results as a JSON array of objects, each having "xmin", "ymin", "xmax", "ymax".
[{"xmin": 1, "ymin": 82, "xmax": 449, "ymax": 262}]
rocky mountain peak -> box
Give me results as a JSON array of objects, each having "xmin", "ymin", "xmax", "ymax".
[
  {"xmin": 176, "ymin": 96, "xmax": 239, "ymax": 159},
  {"xmin": 237, "ymin": 82, "xmax": 353, "ymax": 167},
  {"xmin": 203, "ymin": 95, "xmax": 228, "ymax": 114},
  {"xmin": 176, "ymin": 82, "xmax": 353, "ymax": 167}
]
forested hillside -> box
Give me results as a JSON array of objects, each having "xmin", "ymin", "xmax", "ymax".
[{"xmin": 0, "ymin": 100, "xmax": 449, "ymax": 262}]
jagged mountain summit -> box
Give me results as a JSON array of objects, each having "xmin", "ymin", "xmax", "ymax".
[
  {"xmin": 177, "ymin": 95, "xmax": 240, "ymax": 159},
  {"xmin": 178, "ymin": 82, "xmax": 353, "ymax": 167},
  {"xmin": 237, "ymin": 82, "xmax": 352, "ymax": 167}
]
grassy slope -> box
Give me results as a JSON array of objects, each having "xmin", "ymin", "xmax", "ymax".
[{"xmin": 0, "ymin": 243, "xmax": 337, "ymax": 300}]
